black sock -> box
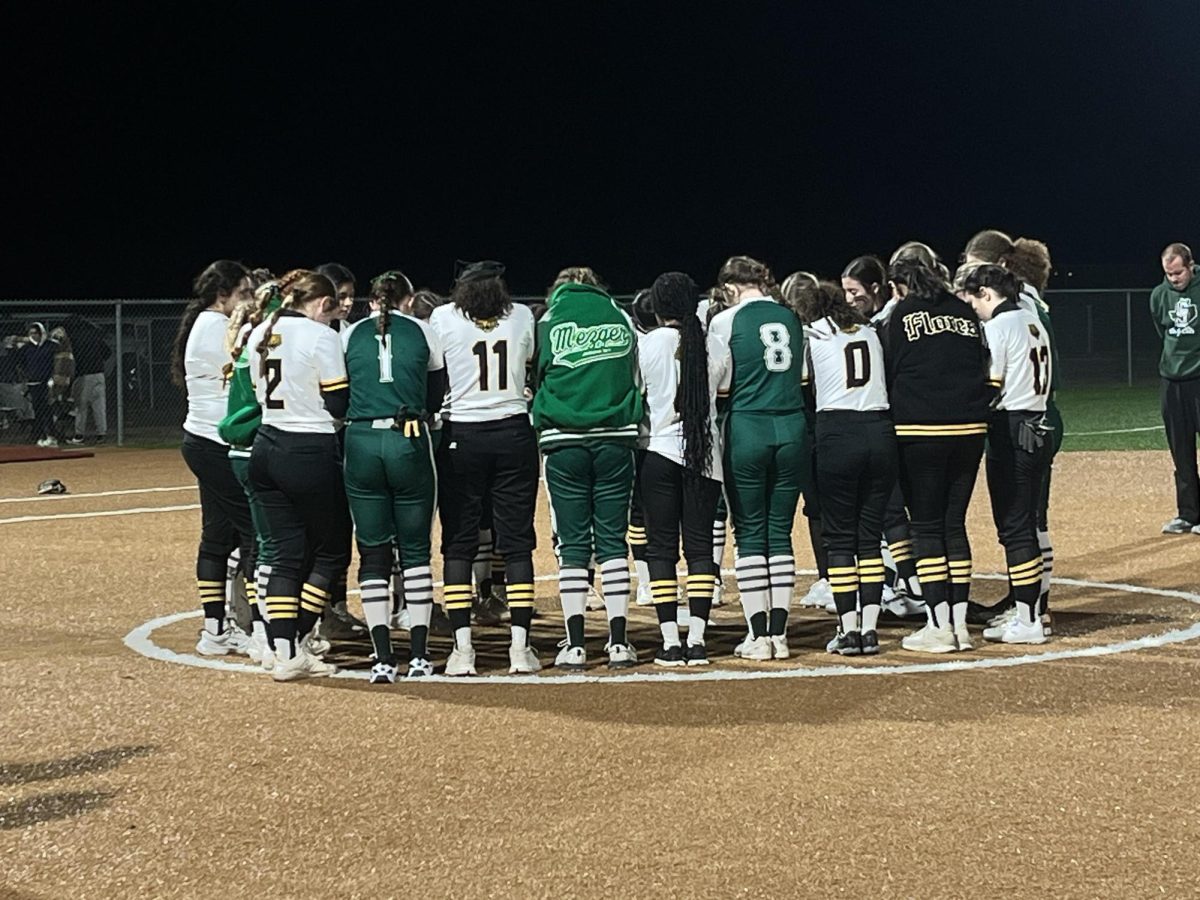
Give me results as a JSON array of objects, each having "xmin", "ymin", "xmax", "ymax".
[
  {"xmin": 567, "ymin": 613, "xmax": 585, "ymax": 648},
  {"xmin": 769, "ymin": 607, "xmax": 788, "ymax": 636},
  {"xmin": 750, "ymin": 610, "xmax": 768, "ymax": 638},
  {"xmin": 370, "ymin": 624, "xmax": 394, "ymax": 665},
  {"xmin": 510, "ymin": 605, "xmax": 533, "ymax": 633},
  {"xmin": 410, "ymin": 625, "xmax": 429, "ymax": 660},
  {"xmin": 608, "ymin": 615, "xmax": 627, "ymax": 646}
]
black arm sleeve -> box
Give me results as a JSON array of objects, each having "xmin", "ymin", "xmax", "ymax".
[
  {"xmin": 322, "ymin": 386, "xmax": 349, "ymax": 419},
  {"xmin": 425, "ymin": 367, "xmax": 447, "ymax": 416}
]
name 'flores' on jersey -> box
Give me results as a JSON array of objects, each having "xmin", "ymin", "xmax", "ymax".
[
  {"xmin": 430, "ymin": 303, "xmax": 535, "ymax": 422},
  {"xmin": 709, "ymin": 297, "xmax": 806, "ymax": 414}
]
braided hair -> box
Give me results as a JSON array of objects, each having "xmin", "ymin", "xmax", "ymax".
[
  {"xmin": 256, "ymin": 270, "xmax": 336, "ymax": 380},
  {"xmin": 171, "ymin": 259, "xmax": 248, "ymax": 387},
  {"xmin": 369, "ymin": 270, "xmax": 415, "ymax": 338},
  {"xmin": 650, "ymin": 271, "xmax": 712, "ymax": 478}
]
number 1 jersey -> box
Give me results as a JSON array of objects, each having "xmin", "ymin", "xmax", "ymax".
[
  {"xmin": 707, "ymin": 295, "xmax": 806, "ymax": 415},
  {"xmin": 341, "ymin": 311, "xmax": 444, "ymax": 421},
  {"xmin": 429, "ymin": 303, "xmax": 535, "ymax": 423}
]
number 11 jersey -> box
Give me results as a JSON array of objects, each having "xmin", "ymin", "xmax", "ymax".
[
  {"xmin": 708, "ymin": 295, "xmax": 806, "ymax": 415},
  {"xmin": 429, "ymin": 302, "xmax": 536, "ymax": 423}
]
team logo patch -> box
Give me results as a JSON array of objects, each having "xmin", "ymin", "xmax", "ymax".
[
  {"xmin": 1169, "ymin": 297, "xmax": 1196, "ymax": 336},
  {"xmin": 547, "ymin": 321, "xmax": 632, "ymax": 369},
  {"xmin": 474, "ymin": 317, "xmax": 500, "ymax": 333},
  {"xmin": 267, "ymin": 334, "xmax": 283, "ymax": 347},
  {"xmin": 1028, "ymin": 323, "xmax": 1042, "ymax": 339}
]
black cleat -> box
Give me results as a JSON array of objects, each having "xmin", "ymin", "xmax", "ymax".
[
  {"xmin": 321, "ymin": 602, "xmax": 367, "ymax": 640},
  {"xmin": 826, "ymin": 630, "xmax": 863, "ymax": 656},
  {"xmin": 654, "ymin": 644, "xmax": 686, "ymax": 667},
  {"xmin": 860, "ymin": 630, "xmax": 879, "ymax": 655},
  {"xmin": 684, "ymin": 643, "xmax": 710, "ymax": 666},
  {"xmin": 967, "ymin": 597, "xmax": 1013, "ymax": 626}
]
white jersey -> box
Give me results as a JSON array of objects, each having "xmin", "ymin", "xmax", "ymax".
[
  {"xmin": 802, "ymin": 317, "xmax": 889, "ymax": 413},
  {"xmin": 982, "ymin": 303, "xmax": 1051, "ymax": 413},
  {"xmin": 183, "ymin": 309, "xmax": 231, "ymax": 443},
  {"xmin": 637, "ymin": 326, "xmax": 730, "ymax": 481},
  {"xmin": 429, "ymin": 302, "xmax": 535, "ymax": 423},
  {"xmin": 247, "ymin": 312, "xmax": 348, "ymax": 433}
]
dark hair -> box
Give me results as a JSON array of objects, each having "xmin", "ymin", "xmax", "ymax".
[
  {"xmin": 842, "ymin": 256, "xmax": 887, "ymax": 291},
  {"xmin": 954, "ymin": 262, "xmax": 1021, "ymax": 304},
  {"xmin": 369, "ymin": 270, "xmax": 415, "ymax": 338},
  {"xmin": 630, "ymin": 288, "xmax": 657, "ymax": 333},
  {"xmin": 796, "ymin": 280, "xmax": 866, "ymax": 330},
  {"xmin": 527, "ymin": 301, "xmax": 547, "ymax": 323},
  {"xmin": 316, "ymin": 262, "xmax": 355, "ymax": 291},
  {"xmin": 717, "ymin": 255, "xmax": 781, "ymax": 301},
  {"xmin": 452, "ymin": 274, "xmax": 512, "ymax": 323},
  {"xmin": 408, "ymin": 290, "xmax": 443, "ymax": 321},
  {"xmin": 257, "ymin": 270, "xmax": 337, "ymax": 379},
  {"xmin": 172, "ymin": 259, "xmax": 248, "ymax": 387},
  {"xmin": 1163, "ymin": 242, "xmax": 1194, "ymax": 265},
  {"xmin": 964, "ymin": 230, "xmax": 1052, "ymax": 293},
  {"xmin": 780, "ymin": 271, "xmax": 819, "ymax": 315},
  {"xmin": 650, "ymin": 271, "xmax": 711, "ymax": 477},
  {"xmin": 889, "ymin": 258, "xmax": 952, "ymax": 305},
  {"xmin": 548, "ymin": 266, "xmax": 604, "ymax": 297}
]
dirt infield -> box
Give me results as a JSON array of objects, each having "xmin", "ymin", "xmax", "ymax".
[{"xmin": 4, "ymin": 448, "xmax": 1200, "ymax": 898}]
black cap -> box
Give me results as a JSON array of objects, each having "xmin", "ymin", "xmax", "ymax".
[{"xmin": 454, "ymin": 259, "xmax": 506, "ymax": 285}]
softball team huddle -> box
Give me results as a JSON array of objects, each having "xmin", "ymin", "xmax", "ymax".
[{"xmin": 173, "ymin": 230, "xmax": 1061, "ymax": 682}]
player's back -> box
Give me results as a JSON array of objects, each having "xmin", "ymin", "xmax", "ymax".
[
  {"xmin": 247, "ymin": 312, "xmax": 346, "ymax": 434},
  {"xmin": 342, "ymin": 311, "xmax": 436, "ymax": 421},
  {"xmin": 431, "ymin": 302, "xmax": 534, "ymax": 423},
  {"xmin": 709, "ymin": 296, "xmax": 805, "ymax": 416}
]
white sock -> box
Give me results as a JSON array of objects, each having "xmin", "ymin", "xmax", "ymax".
[
  {"xmin": 688, "ymin": 614, "xmax": 706, "ymax": 646},
  {"xmin": 951, "ymin": 601, "xmax": 967, "ymax": 630},
  {"xmin": 204, "ymin": 617, "xmax": 222, "ymax": 636},
  {"xmin": 712, "ymin": 518, "xmax": 727, "ymax": 567},
  {"xmin": 933, "ymin": 601, "xmax": 950, "ymax": 630},
  {"xmin": 559, "ymin": 567, "xmax": 588, "ymax": 622},
  {"xmin": 225, "ymin": 547, "xmax": 241, "ymax": 607},
  {"xmin": 454, "ymin": 626, "xmax": 473, "ymax": 651},
  {"xmin": 862, "ymin": 604, "xmax": 880, "ymax": 633},
  {"xmin": 769, "ymin": 555, "xmax": 795, "ymax": 612},
  {"xmin": 735, "ymin": 555, "xmax": 769, "ymax": 625},
  {"xmin": 511, "ymin": 624, "xmax": 529, "ymax": 649},
  {"xmin": 660, "ymin": 620, "xmax": 681, "ymax": 647},
  {"xmin": 255, "ymin": 564, "xmax": 271, "ymax": 622},
  {"xmin": 404, "ymin": 566, "xmax": 434, "ymax": 637},
  {"xmin": 360, "ymin": 578, "xmax": 391, "ymax": 631},
  {"xmin": 840, "ymin": 609, "xmax": 858, "ymax": 634},
  {"xmin": 600, "ymin": 558, "xmax": 630, "ymax": 621},
  {"xmin": 634, "ymin": 558, "xmax": 650, "ymax": 589},
  {"xmin": 1017, "ymin": 601, "xmax": 1037, "ymax": 626}
]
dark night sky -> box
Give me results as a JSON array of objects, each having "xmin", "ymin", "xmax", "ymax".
[{"xmin": 3, "ymin": 1, "xmax": 1198, "ymax": 297}]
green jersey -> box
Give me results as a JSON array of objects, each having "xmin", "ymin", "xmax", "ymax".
[
  {"xmin": 1150, "ymin": 265, "xmax": 1200, "ymax": 380},
  {"xmin": 341, "ymin": 311, "xmax": 444, "ymax": 421},
  {"xmin": 218, "ymin": 333, "xmax": 261, "ymax": 453},
  {"xmin": 707, "ymin": 295, "xmax": 806, "ymax": 415}
]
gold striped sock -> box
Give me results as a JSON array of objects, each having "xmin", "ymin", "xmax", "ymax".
[
  {"xmin": 506, "ymin": 582, "xmax": 535, "ymax": 608},
  {"xmin": 443, "ymin": 584, "xmax": 473, "ymax": 611},
  {"xmin": 857, "ymin": 557, "xmax": 886, "ymax": 584},
  {"xmin": 265, "ymin": 596, "xmax": 298, "ymax": 620}
]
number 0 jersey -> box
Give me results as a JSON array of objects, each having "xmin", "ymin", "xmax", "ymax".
[
  {"xmin": 802, "ymin": 317, "xmax": 889, "ymax": 412},
  {"xmin": 982, "ymin": 301, "xmax": 1051, "ymax": 413},
  {"xmin": 246, "ymin": 312, "xmax": 348, "ymax": 434},
  {"xmin": 429, "ymin": 303, "xmax": 535, "ymax": 423},
  {"xmin": 341, "ymin": 311, "xmax": 444, "ymax": 421},
  {"xmin": 707, "ymin": 295, "xmax": 806, "ymax": 415}
]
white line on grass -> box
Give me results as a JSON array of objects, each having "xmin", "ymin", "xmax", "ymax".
[
  {"xmin": 0, "ymin": 485, "xmax": 197, "ymax": 504},
  {"xmin": 123, "ymin": 576, "xmax": 1200, "ymax": 685},
  {"xmin": 1065, "ymin": 425, "xmax": 1164, "ymax": 437},
  {"xmin": 0, "ymin": 504, "xmax": 201, "ymax": 525}
]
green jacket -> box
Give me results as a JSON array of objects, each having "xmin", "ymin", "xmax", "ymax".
[
  {"xmin": 217, "ymin": 349, "xmax": 261, "ymax": 451},
  {"xmin": 531, "ymin": 282, "xmax": 643, "ymax": 448},
  {"xmin": 1150, "ymin": 265, "xmax": 1200, "ymax": 379}
]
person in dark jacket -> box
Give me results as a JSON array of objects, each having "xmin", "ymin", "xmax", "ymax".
[
  {"xmin": 62, "ymin": 314, "xmax": 111, "ymax": 444},
  {"xmin": 17, "ymin": 322, "xmax": 58, "ymax": 446}
]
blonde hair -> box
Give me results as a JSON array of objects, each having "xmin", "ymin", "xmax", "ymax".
[{"xmin": 256, "ymin": 270, "xmax": 337, "ymax": 379}]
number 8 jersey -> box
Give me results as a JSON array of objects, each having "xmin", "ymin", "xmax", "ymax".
[
  {"xmin": 802, "ymin": 317, "xmax": 889, "ymax": 412},
  {"xmin": 429, "ymin": 302, "xmax": 535, "ymax": 423},
  {"xmin": 708, "ymin": 295, "xmax": 806, "ymax": 414}
]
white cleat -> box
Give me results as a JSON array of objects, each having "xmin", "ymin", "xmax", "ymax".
[
  {"xmin": 445, "ymin": 647, "xmax": 478, "ymax": 676},
  {"xmin": 987, "ymin": 618, "xmax": 1047, "ymax": 645},
  {"xmin": 987, "ymin": 606, "xmax": 1018, "ymax": 629},
  {"xmin": 605, "ymin": 642, "xmax": 638, "ymax": 669},
  {"xmin": 734, "ymin": 634, "xmax": 773, "ymax": 661},
  {"xmin": 900, "ymin": 624, "xmax": 957, "ymax": 654},
  {"xmin": 585, "ymin": 583, "xmax": 605, "ymax": 611},
  {"xmin": 407, "ymin": 657, "xmax": 434, "ymax": 678},
  {"xmin": 635, "ymin": 582, "xmax": 653, "ymax": 606},
  {"xmin": 954, "ymin": 627, "xmax": 974, "ymax": 651},
  {"xmin": 799, "ymin": 578, "xmax": 834, "ymax": 609},
  {"xmin": 301, "ymin": 632, "xmax": 330, "ymax": 657},
  {"xmin": 555, "ymin": 641, "xmax": 587, "ymax": 671},
  {"xmin": 711, "ymin": 580, "xmax": 725, "ymax": 607},
  {"xmin": 508, "ymin": 645, "xmax": 542, "ymax": 674},
  {"xmin": 272, "ymin": 647, "xmax": 337, "ymax": 682},
  {"xmin": 769, "ymin": 634, "xmax": 790, "ymax": 659},
  {"xmin": 369, "ymin": 662, "xmax": 398, "ymax": 684},
  {"xmin": 196, "ymin": 626, "xmax": 251, "ymax": 657},
  {"xmin": 247, "ymin": 632, "xmax": 273, "ymax": 665}
]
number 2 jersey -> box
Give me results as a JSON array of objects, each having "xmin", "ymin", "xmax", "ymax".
[
  {"xmin": 981, "ymin": 300, "xmax": 1051, "ymax": 413},
  {"xmin": 802, "ymin": 316, "xmax": 888, "ymax": 412},
  {"xmin": 341, "ymin": 311, "xmax": 445, "ymax": 421},
  {"xmin": 707, "ymin": 295, "xmax": 806, "ymax": 415},
  {"xmin": 246, "ymin": 311, "xmax": 348, "ymax": 434},
  {"xmin": 428, "ymin": 302, "xmax": 534, "ymax": 423}
]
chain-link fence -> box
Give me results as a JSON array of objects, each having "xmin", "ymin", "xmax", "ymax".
[{"xmin": 0, "ymin": 289, "xmax": 1164, "ymax": 447}]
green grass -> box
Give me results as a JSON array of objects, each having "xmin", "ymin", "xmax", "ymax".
[{"xmin": 1057, "ymin": 383, "xmax": 1167, "ymax": 452}]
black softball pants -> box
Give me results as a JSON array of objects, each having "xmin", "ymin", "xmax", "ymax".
[
  {"xmin": 897, "ymin": 434, "xmax": 985, "ymax": 612},
  {"xmin": 181, "ymin": 430, "xmax": 255, "ymax": 585},
  {"xmin": 986, "ymin": 413, "xmax": 1050, "ymax": 605},
  {"xmin": 1161, "ymin": 377, "xmax": 1200, "ymax": 523}
]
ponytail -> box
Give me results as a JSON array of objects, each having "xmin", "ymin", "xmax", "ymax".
[
  {"xmin": 650, "ymin": 272, "xmax": 712, "ymax": 477},
  {"xmin": 172, "ymin": 259, "xmax": 249, "ymax": 388},
  {"xmin": 256, "ymin": 270, "xmax": 335, "ymax": 380}
]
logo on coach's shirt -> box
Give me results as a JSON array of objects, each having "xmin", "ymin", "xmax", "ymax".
[
  {"xmin": 548, "ymin": 321, "xmax": 633, "ymax": 369},
  {"xmin": 901, "ymin": 310, "xmax": 979, "ymax": 342},
  {"xmin": 1169, "ymin": 297, "xmax": 1196, "ymax": 336}
]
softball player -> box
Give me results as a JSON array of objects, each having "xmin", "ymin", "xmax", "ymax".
[
  {"xmin": 955, "ymin": 263, "xmax": 1052, "ymax": 644},
  {"xmin": 341, "ymin": 270, "xmax": 446, "ymax": 682},
  {"xmin": 172, "ymin": 259, "xmax": 256, "ymax": 657},
  {"xmin": 708, "ymin": 256, "xmax": 808, "ymax": 661},
  {"xmin": 796, "ymin": 281, "xmax": 896, "ymax": 655},
  {"xmin": 246, "ymin": 270, "xmax": 352, "ymax": 682},
  {"xmin": 962, "ymin": 230, "xmax": 1060, "ymax": 631},
  {"xmin": 883, "ymin": 255, "xmax": 991, "ymax": 654},
  {"xmin": 637, "ymin": 272, "xmax": 730, "ymax": 666},
  {"xmin": 532, "ymin": 268, "xmax": 644, "ymax": 670},
  {"xmin": 429, "ymin": 261, "xmax": 540, "ymax": 676}
]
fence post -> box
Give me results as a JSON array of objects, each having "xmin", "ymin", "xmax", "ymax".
[
  {"xmin": 1125, "ymin": 291, "xmax": 1133, "ymax": 387},
  {"xmin": 115, "ymin": 300, "xmax": 125, "ymax": 446}
]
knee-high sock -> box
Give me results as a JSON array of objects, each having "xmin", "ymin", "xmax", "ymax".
[
  {"xmin": 1038, "ymin": 529, "xmax": 1053, "ymax": 612},
  {"xmin": 858, "ymin": 556, "xmax": 885, "ymax": 633},
  {"xmin": 887, "ymin": 537, "xmax": 919, "ymax": 596},
  {"xmin": 490, "ymin": 554, "xmax": 507, "ymax": 600},
  {"xmin": 712, "ymin": 519, "xmax": 727, "ymax": 567},
  {"xmin": 1008, "ymin": 553, "xmax": 1043, "ymax": 625},
  {"xmin": 404, "ymin": 565, "xmax": 434, "ymax": 660},
  {"xmin": 559, "ymin": 567, "xmax": 589, "ymax": 648},
  {"xmin": 648, "ymin": 560, "xmax": 679, "ymax": 647},
  {"xmin": 686, "ymin": 570, "xmax": 717, "ymax": 645},
  {"xmin": 736, "ymin": 555, "xmax": 769, "ymax": 638},
  {"xmin": 948, "ymin": 558, "xmax": 972, "ymax": 629},
  {"xmin": 443, "ymin": 558, "xmax": 474, "ymax": 651},
  {"xmin": 255, "ymin": 564, "xmax": 271, "ymax": 624},
  {"xmin": 505, "ymin": 557, "xmax": 535, "ymax": 649},
  {"xmin": 915, "ymin": 556, "xmax": 949, "ymax": 628},
  {"xmin": 298, "ymin": 581, "xmax": 331, "ymax": 641},
  {"xmin": 391, "ymin": 549, "xmax": 405, "ymax": 615},
  {"xmin": 360, "ymin": 578, "xmax": 393, "ymax": 663},
  {"xmin": 600, "ymin": 558, "xmax": 631, "ymax": 645},
  {"xmin": 265, "ymin": 572, "xmax": 300, "ymax": 660},
  {"xmin": 828, "ymin": 553, "xmax": 859, "ymax": 635},
  {"xmin": 473, "ymin": 529, "xmax": 494, "ymax": 597},
  {"xmin": 768, "ymin": 555, "xmax": 795, "ymax": 636}
]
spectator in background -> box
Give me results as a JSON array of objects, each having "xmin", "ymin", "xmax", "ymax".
[
  {"xmin": 17, "ymin": 322, "xmax": 57, "ymax": 447},
  {"xmin": 48, "ymin": 326, "xmax": 75, "ymax": 443},
  {"xmin": 1151, "ymin": 242, "xmax": 1200, "ymax": 534},
  {"xmin": 0, "ymin": 331, "xmax": 34, "ymax": 428},
  {"xmin": 62, "ymin": 313, "xmax": 111, "ymax": 444}
]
